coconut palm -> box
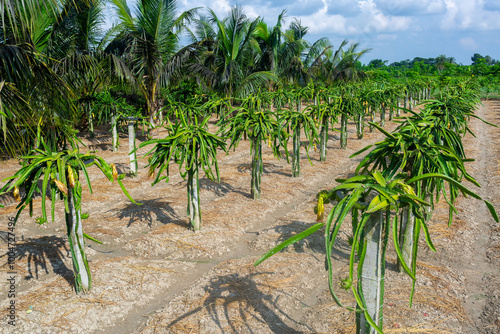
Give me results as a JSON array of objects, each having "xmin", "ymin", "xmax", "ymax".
[
  {"xmin": 316, "ymin": 41, "xmax": 370, "ymax": 85},
  {"xmin": 0, "ymin": 0, "xmax": 77, "ymax": 155},
  {"xmin": 252, "ymin": 10, "xmax": 287, "ymax": 77},
  {"xmin": 187, "ymin": 6, "xmax": 276, "ymax": 100},
  {"xmin": 279, "ymin": 19, "xmax": 332, "ymax": 86},
  {"xmin": 109, "ymin": 0, "xmax": 198, "ymax": 124}
]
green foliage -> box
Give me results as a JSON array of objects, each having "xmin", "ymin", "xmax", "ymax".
[
  {"xmin": 257, "ymin": 79, "xmax": 498, "ymax": 333},
  {"xmin": 278, "ymin": 104, "xmax": 319, "ymax": 165},
  {"xmin": 1, "ymin": 139, "xmax": 136, "ymax": 225},
  {"xmin": 141, "ymin": 101, "xmax": 226, "ymax": 229},
  {"xmin": 220, "ymin": 94, "xmax": 287, "ymax": 159},
  {"xmin": 0, "ymin": 137, "xmax": 137, "ymax": 293},
  {"xmin": 141, "ymin": 103, "xmax": 227, "ymax": 185}
]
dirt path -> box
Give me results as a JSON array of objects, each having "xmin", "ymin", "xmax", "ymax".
[
  {"xmin": 0, "ymin": 103, "xmax": 499, "ymax": 333},
  {"xmin": 464, "ymin": 100, "xmax": 500, "ymax": 333}
]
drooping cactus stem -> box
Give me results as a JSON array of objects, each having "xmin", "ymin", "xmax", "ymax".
[{"xmin": 65, "ymin": 180, "xmax": 91, "ymax": 293}]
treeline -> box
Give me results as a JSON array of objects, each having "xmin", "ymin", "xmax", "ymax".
[
  {"xmin": 1, "ymin": 0, "xmax": 499, "ymax": 157},
  {"xmin": 363, "ymin": 53, "xmax": 500, "ymax": 77}
]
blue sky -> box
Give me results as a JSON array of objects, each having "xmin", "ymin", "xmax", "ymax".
[{"xmin": 107, "ymin": 0, "xmax": 500, "ymax": 65}]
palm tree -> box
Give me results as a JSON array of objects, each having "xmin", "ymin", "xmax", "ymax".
[
  {"xmin": 277, "ymin": 19, "xmax": 332, "ymax": 86},
  {"xmin": 109, "ymin": 0, "xmax": 198, "ymax": 124},
  {"xmin": 187, "ymin": 6, "xmax": 275, "ymax": 100},
  {"xmin": 47, "ymin": 0, "xmax": 115, "ymax": 137},
  {"xmin": 317, "ymin": 41, "xmax": 370, "ymax": 85},
  {"xmin": 252, "ymin": 10, "xmax": 287, "ymax": 76},
  {"xmin": 0, "ymin": 0, "xmax": 78, "ymax": 155}
]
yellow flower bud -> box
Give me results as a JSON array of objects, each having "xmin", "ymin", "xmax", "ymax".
[
  {"xmin": 67, "ymin": 166, "xmax": 76, "ymax": 188},
  {"xmin": 53, "ymin": 179, "xmax": 68, "ymax": 195},
  {"xmin": 13, "ymin": 186, "xmax": 21, "ymax": 202},
  {"xmin": 317, "ymin": 196, "xmax": 324, "ymax": 222},
  {"xmin": 148, "ymin": 167, "xmax": 155, "ymax": 179},
  {"xmin": 110, "ymin": 163, "xmax": 118, "ymax": 181}
]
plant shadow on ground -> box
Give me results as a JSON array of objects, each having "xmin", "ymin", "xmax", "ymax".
[
  {"xmin": 199, "ymin": 177, "xmax": 250, "ymax": 198},
  {"xmin": 273, "ymin": 221, "xmax": 325, "ymax": 255},
  {"xmin": 0, "ymin": 192, "xmax": 17, "ymax": 207},
  {"xmin": 271, "ymin": 221, "xmax": 352, "ymax": 262},
  {"xmin": 165, "ymin": 272, "xmax": 311, "ymax": 333},
  {"xmin": 86, "ymin": 132, "xmax": 113, "ymax": 151},
  {"xmin": 3, "ymin": 235, "xmax": 75, "ymax": 287},
  {"xmin": 0, "ymin": 179, "xmax": 48, "ymax": 207},
  {"xmin": 237, "ymin": 163, "xmax": 292, "ymax": 178},
  {"xmin": 109, "ymin": 198, "xmax": 181, "ymax": 228}
]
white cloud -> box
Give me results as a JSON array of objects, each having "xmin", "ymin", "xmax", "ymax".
[
  {"xmin": 441, "ymin": 0, "xmax": 500, "ymax": 31},
  {"xmin": 196, "ymin": 0, "xmax": 232, "ymax": 17},
  {"xmin": 116, "ymin": 0, "xmax": 500, "ymax": 64},
  {"xmin": 459, "ymin": 36, "xmax": 478, "ymax": 50},
  {"xmin": 426, "ymin": 0, "xmax": 446, "ymax": 14},
  {"xmin": 374, "ymin": 34, "xmax": 397, "ymax": 41},
  {"xmin": 296, "ymin": 0, "xmax": 411, "ymax": 36},
  {"xmin": 374, "ymin": 0, "xmax": 445, "ymax": 16}
]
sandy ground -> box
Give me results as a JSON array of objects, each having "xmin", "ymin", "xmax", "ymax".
[{"xmin": 0, "ymin": 101, "xmax": 499, "ymax": 334}]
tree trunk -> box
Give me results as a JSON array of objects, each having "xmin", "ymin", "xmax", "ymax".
[
  {"xmin": 251, "ymin": 136, "xmax": 262, "ymax": 199},
  {"xmin": 148, "ymin": 97, "xmax": 162, "ymax": 139},
  {"xmin": 112, "ymin": 115, "xmax": 119, "ymax": 152},
  {"xmin": 340, "ymin": 114, "xmax": 348, "ymax": 149},
  {"xmin": 292, "ymin": 124, "xmax": 301, "ymax": 177},
  {"xmin": 66, "ymin": 186, "xmax": 91, "ymax": 293},
  {"xmin": 320, "ymin": 116, "xmax": 328, "ymax": 162},
  {"xmin": 187, "ymin": 166, "xmax": 201, "ymax": 231},
  {"xmin": 128, "ymin": 121, "xmax": 137, "ymax": 175},
  {"xmin": 356, "ymin": 209, "xmax": 387, "ymax": 334}
]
